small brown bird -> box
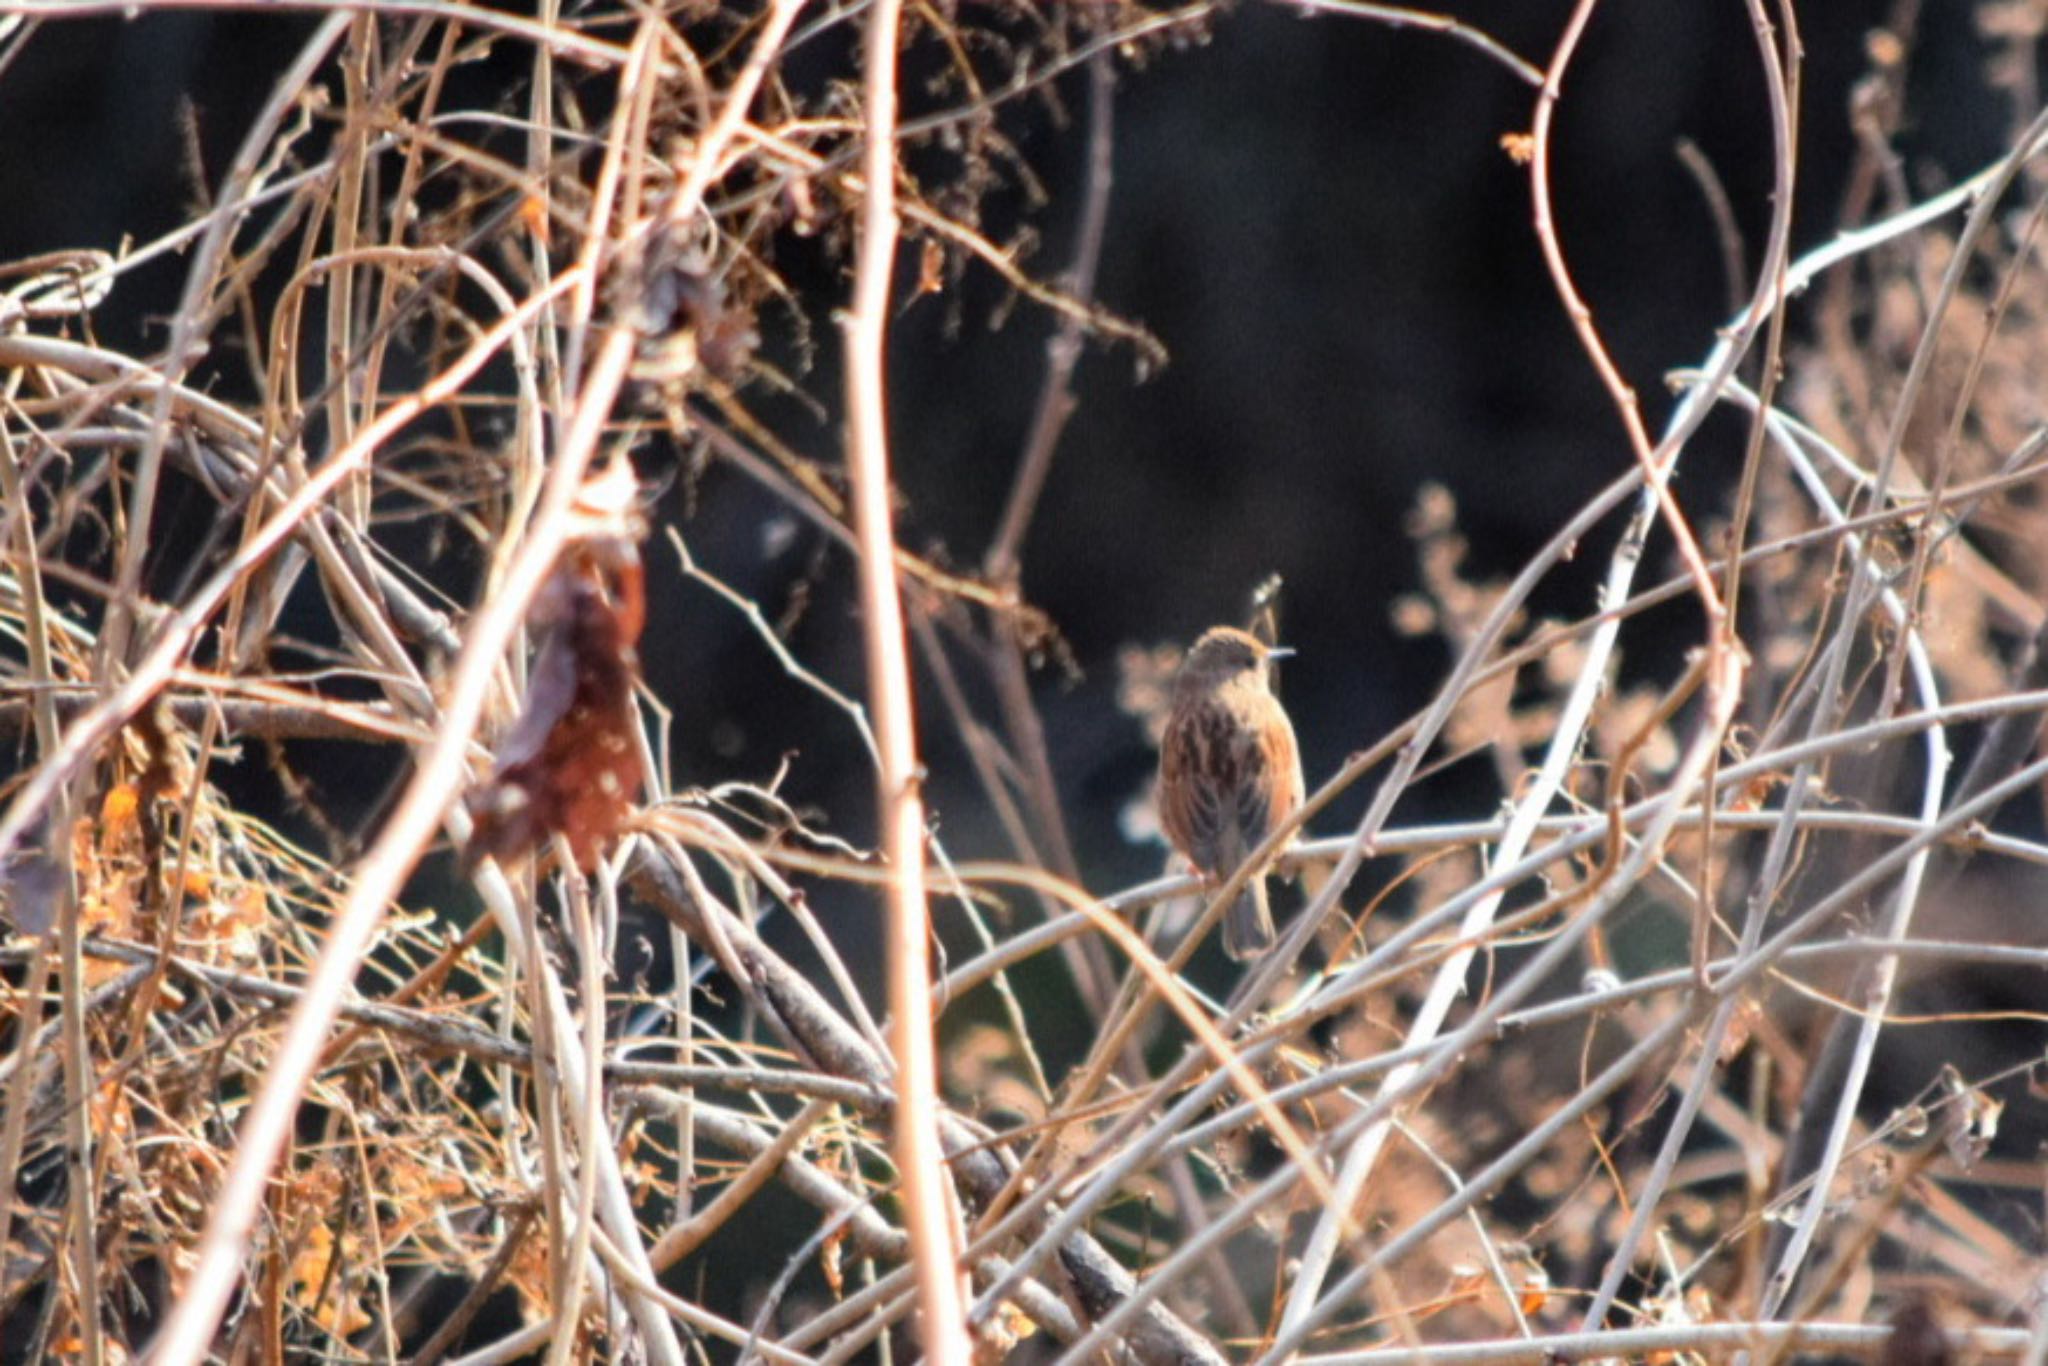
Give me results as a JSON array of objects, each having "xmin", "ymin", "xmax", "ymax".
[{"xmin": 1158, "ymin": 626, "xmax": 1306, "ymax": 960}]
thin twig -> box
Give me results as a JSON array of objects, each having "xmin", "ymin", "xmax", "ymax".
[{"xmin": 842, "ymin": 0, "xmax": 970, "ymax": 1351}]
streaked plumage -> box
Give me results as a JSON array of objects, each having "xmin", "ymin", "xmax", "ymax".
[{"xmin": 1158, "ymin": 626, "xmax": 1305, "ymax": 960}]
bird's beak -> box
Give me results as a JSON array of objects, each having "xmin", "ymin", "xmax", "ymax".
[{"xmin": 1265, "ymin": 646, "xmax": 1297, "ymax": 662}]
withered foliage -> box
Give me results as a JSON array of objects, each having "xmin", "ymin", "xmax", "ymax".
[
  {"xmin": 3, "ymin": 2, "xmax": 2048, "ymax": 1364},
  {"xmin": 0, "ymin": 0, "xmax": 1191, "ymax": 1358},
  {"xmin": 466, "ymin": 487, "xmax": 650, "ymax": 874}
]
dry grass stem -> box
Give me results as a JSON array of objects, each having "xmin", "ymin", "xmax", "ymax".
[{"xmin": 3, "ymin": 3, "xmax": 2046, "ymax": 1363}]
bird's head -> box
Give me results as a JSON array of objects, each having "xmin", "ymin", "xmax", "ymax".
[{"xmin": 1178, "ymin": 626, "xmax": 1292, "ymax": 695}]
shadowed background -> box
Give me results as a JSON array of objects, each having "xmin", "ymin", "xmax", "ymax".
[
  {"xmin": 0, "ymin": 0, "xmax": 2022, "ymax": 1030},
  {"xmin": 2, "ymin": 2, "xmax": 2040, "ymax": 1347}
]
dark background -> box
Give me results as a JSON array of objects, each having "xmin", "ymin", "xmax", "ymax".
[
  {"xmin": 0, "ymin": 1, "xmax": 2021, "ymax": 991},
  {"xmin": 6, "ymin": 2, "xmax": 2044, "ymax": 1352}
]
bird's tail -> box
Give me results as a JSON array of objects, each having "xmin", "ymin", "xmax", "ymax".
[{"xmin": 1223, "ymin": 877, "xmax": 1275, "ymax": 960}]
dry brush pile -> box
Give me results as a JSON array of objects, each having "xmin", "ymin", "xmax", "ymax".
[{"xmin": 2, "ymin": 1, "xmax": 2048, "ymax": 1363}]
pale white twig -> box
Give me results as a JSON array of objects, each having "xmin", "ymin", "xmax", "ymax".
[
  {"xmin": 1293, "ymin": 1320, "xmax": 2027, "ymax": 1365},
  {"xmin": 1252, "ymin": 740, "xmax": 2048, "ymax": 1362}
]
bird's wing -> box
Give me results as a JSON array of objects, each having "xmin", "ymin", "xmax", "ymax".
[
  {"xmin": 1216, "ymin": 693, "xmax": 1303, "ymax": 869},
  {"xmin": 1162, "ymin": 703, "xmax": 1277, "ymax": 877}
]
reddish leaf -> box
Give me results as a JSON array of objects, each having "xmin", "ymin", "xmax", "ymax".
[{"xmin": 465, "ymin": 531, "xmax": 647, "ymax": 874}]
